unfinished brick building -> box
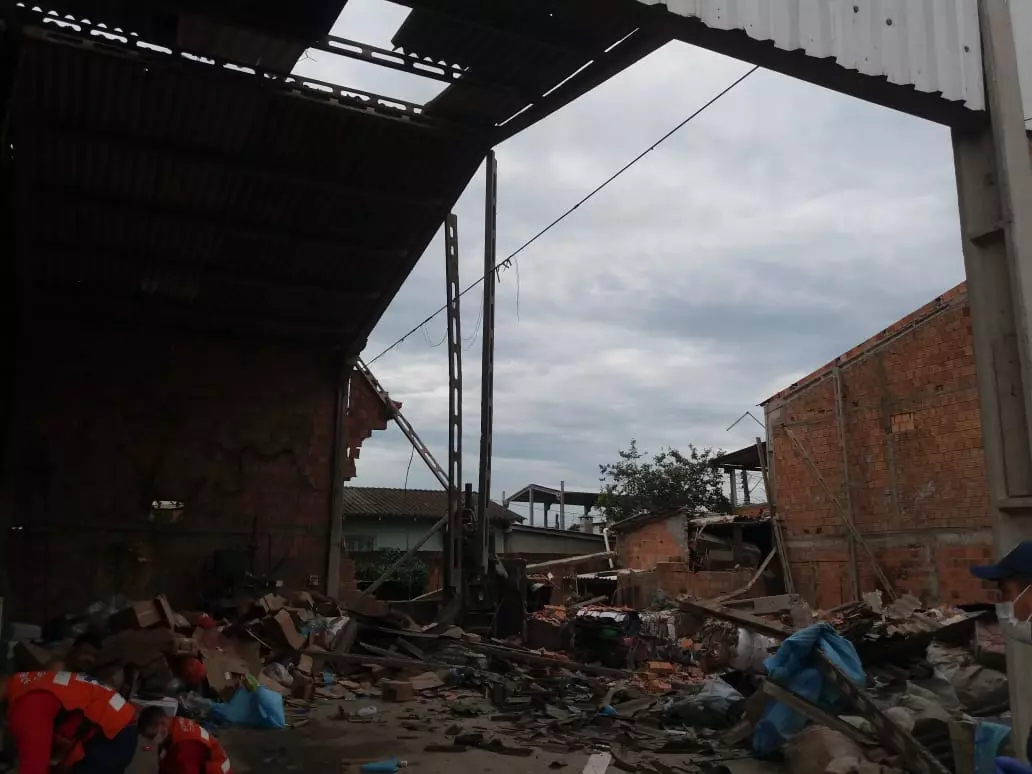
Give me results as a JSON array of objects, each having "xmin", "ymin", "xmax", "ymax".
[{"xmin": 763, "ymin": 282, "xmax": 994, "ymax": 610}]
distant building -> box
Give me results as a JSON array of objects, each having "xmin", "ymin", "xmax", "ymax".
[{"xmin": 339, "ymin": 487, "xmax": 606, "ymax": 595}]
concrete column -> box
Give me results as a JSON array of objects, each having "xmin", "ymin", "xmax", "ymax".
[{"xmin": 954, "ymin": 1, "xmax": 1032, "ymax": 758}]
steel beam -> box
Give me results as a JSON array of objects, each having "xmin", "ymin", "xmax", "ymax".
[
  {"xmin": 443, "ymin": 214, "xmax": 463, "ymax": 593},
  {"xmin": 493, "ymin": 28, "xmax": 668, "ymax": 143},
  {"xmin": 953, "ymin": 1, "xmax": 1032, "ymax": 760},
  {"xmin": 475, "ymin": 152, "xmax": 498, "ymax": 576}
]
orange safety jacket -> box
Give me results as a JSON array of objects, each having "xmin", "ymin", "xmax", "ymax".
[
  {"xmin": 166, "ymin": 718, "xmax": 232, "ymax": 774},
  {"xmin": 5, "ymin": 671, "xmax": 135, "ymax": 741}
]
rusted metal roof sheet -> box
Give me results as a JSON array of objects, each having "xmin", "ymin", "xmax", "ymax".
[
  {"xmin": 12, "ymin": 25, "xmax": 485, "ymax": 345},
  {"xmin": 340, "ymin": 487, "xmax": 521, "ymax": 523},
  {"xmin": 637, "ymin": 0, "xmax": 984, "ymax": 111}
]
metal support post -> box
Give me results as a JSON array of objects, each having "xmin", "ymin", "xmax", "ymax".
[
  {"xmin": 529, "ymin": 487, "xmax": 535, "ymax": 526},
  {"xmin": 444, "ymin": 214, "xmax": 463, "ymax": 593},
  {"xmin": 475, "ymin": 151, "xmax": 498, "ymax": 576},
  {"xmin": 740, "ymin": 470, "xmax": 750, "ymax": 506},
  {"xmin": 560, "ymin": 480, "xmax": 566, "ymax": 530},
  {"xmin": 953, "ymin": 1, "xmax": 1032, "ymax": 758}
]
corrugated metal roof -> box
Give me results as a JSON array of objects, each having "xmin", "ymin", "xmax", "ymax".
[
  {"xmin": 637, "ymin": 0, "xmax": 984, "ymax": 111},
  {"xmin": 13, "ymin": 24, "xmax": 485, "ymax": 345},
  {"xmin": 394, "ymin": 0, "xmax": 643, "ymax": 126},
  {"xmin": 340, "ymin": 487, "xmax": 521, "ymax": 524}
]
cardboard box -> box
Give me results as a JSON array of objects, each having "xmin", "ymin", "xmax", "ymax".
[
  {"xmin": 272, "ymin": 610, "xmax": 305, "ymax": 651},
  {"xmin": 110, "ymin": 601, "xmax": 163, "ymax": 631}
]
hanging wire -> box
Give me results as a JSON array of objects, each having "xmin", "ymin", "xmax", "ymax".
[{"xmin": 366, "ymin": 65, "xmax": 761, "ymax": 366}]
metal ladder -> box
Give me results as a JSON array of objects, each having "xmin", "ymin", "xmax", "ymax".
[{"xmin": 353, "ymin": 358, "xmax": 449, "ymax": 491}]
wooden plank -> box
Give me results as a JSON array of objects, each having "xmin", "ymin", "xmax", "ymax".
[
  {"xmin": 761, "ymin": 680, "xmax": 874, "ymax": 748},
  {"xmin": 463, "ymin": 641, "xmax": 631, "ymax": 678},
  {"xmin": 832, "ymin": 367, "xmax": 861, "ymax": 600},
  {"xmin": 782, "ymin": 426, "xmax": 897, "ymax": 600},
  {"xmin": 680, "ymin": 599, "xmax": 795, "ymax": 640},
  {"xmin": 816, "ymin": 652, "xmax": 949, "ymax": 774},
  {"xmin": 313, "ymin": 651, "xmax": 457, "ymax": 672},
  {"xmin": 755, "ymin": 437, "xmax": 795, "ymax": 594},
  {"xmin": 715, "ymin": 548, "xmax": 776, "ymax": 603}
]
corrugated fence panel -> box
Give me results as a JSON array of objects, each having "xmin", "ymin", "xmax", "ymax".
[{"xmin": 637, "ymin": 0, "xmax": 985, "ymax": 111}]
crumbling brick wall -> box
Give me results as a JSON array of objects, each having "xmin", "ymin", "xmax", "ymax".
[
  {"xmin": 616, "ymin": 516, "xmax": 687, "ymax": 570},
  {"xmin": 9, "ymin": 321, "xmax": 387, "ymax": 622},
  {"xmin": 765, "ymin": 283, "xmax": 995, "ymax": 609}
]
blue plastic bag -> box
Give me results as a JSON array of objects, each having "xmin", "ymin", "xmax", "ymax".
[
  {"xmin": 209, "ymin": 687, "xmax": 287, "ymax": 729},
  {"xmin": 752, "ymin": 623, "xmax": 865, "ymax": 755},
  {"xmin": 975, "ymin": 722, "xmax": 1012, "ymax": 774}
]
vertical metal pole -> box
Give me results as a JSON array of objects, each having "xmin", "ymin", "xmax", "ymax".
[
  {"xmin": 476, "ymin": 151, "xmax": 498, "ymax": 576},
  {"xmin": 740, "ymin": 470, "xmax": 750, "ymax": 506},
  {"xmin": 954, "ymin": 1, "xmax": 1032, "ymax": 758},
  {"xmin": 560, "ymin": 480, "xmax": 566, "ymax": 530},
  {"xmin": 529, "ymin": 488, "xmax": 535, "ymax": 527},
  {"xmin": 728, "ymin": 468, "xmax": 737, "ymax": 510},
  {"xmin": 444, "ymin": 214, "xmax": 463, "ymax": 594}
]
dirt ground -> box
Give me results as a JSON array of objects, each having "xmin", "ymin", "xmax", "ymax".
[
  {"xmin": 217, "ymin": 695, "xmax": 591, "ymax": 774},
  {"xmin": 124, "ymin": 691, "xmax": 760, "ymax": 774}
]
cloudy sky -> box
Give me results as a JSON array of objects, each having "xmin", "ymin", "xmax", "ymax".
[{"xmin": 297, "ymin": 1, "xmax": 965, "ymax": 516}]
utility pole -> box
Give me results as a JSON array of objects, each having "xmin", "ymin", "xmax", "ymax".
[
  {"xmin": 475, "ymin": 151, "xmax": 498, "ymax": 576},
  {"xmin": 443, "ymin": 214, "xmax": 463, "ymax": 594}
]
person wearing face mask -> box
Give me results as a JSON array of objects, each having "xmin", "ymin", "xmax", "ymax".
[
  {"xmin": 138, "ymin": 709, "xmax": 233, "ymax": 774},
  {"xmin": 971, "ymin": 541, "xmax": 1032, "ymax": 772}
]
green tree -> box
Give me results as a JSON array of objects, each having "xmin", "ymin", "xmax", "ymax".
[
  {"xmin": 597, "ymin": 440, "xmax": 731, "ymax": 522},
  {"xmin": 354, "ymin": 548, "xmax": 429, "ymax": 599}
]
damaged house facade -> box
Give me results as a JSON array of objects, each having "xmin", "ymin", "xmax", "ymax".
[
  {"xmin": 611, "ymin": 508, "xmax": 778, "ymax": 605},
  {"xmin": 764, "ymin": 283, "xmax": 995, "ymax": 609}
]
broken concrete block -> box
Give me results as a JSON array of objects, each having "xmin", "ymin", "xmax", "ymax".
[
  {"xmin": 647, "ymin": 661, "xmax": 676, "ymax": 675},
  {"xmin": 382, "ymin": 679, "xmax": 415, "ymax": 702}
]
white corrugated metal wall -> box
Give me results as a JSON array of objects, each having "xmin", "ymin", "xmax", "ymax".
[{"xmin": 637, "ymin": 0, "xmax": 985, "ymax": 112}]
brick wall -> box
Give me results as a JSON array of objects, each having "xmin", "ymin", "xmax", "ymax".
[
  {"xmin": 616, "ymin": 563, "xmax": 763, "ymax": 607},
  {"xmin": 764, "ymin": 283, "xmax": 995, "ymax": 609},
  {"xmin": 8, "ymin": 321, "xmax": 387, "ymax": 622},
  {"xmin": 616, "ymin": 516, "xmax": 687, "ymax": 570}
]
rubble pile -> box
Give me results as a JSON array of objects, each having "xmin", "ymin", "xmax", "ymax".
[{"xmin": 1, "ymin": 584, "xmax": 1015, "ymax": 774}]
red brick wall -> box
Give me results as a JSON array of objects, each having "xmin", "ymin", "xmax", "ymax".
[
  {"xmin": 617, "ymin": 517, "xmax": 686, "ymax": 570},
  {"xmin": 765, "ymin": 284, "xmax": 995, "ymax": 608},
  {"xmin": 617, "ymin": 563, "xmax": 763, "ymax": 607},
  {"xmin": 8, "ymin": 321, "xmax": 385, "ymax": 622}
]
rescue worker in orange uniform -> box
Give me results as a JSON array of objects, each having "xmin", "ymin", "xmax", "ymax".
[
  {"xmin": 138, "ymin": 709, "xmax": 233, "ymax": 774},
  {"xmin": 2, "ymin": 671, "xmax": 139, "ymax": 774}
]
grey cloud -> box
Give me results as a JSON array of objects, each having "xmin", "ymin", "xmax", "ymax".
[{"xmin": 320, "ymin": 2, "xmax": 968, "ymax": 501}]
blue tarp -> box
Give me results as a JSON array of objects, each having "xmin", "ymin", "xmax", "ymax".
[
  {"xmin": 975, "ymin": 722, "xmax": 1012, "ymax": 774},
  {"xmin": 209, "ymin": 687, "xmax": 287, "ymax": 729},
  {"xmin": 752, "ymin": 623, "xmax": 865, "ymax": 755}
]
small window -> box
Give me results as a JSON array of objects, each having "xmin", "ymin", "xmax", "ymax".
[
  {"xmin": 891, "ymin": 412, "xmax": 916, "ymax": 434},
  {"xmin": 344, "ymin": 535, "xmax": 375, "ymax": 552}
]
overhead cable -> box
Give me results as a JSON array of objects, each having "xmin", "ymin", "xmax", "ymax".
[{"xmin": 366, "ymin": 65, "xmax": 761, "ymax": 366}]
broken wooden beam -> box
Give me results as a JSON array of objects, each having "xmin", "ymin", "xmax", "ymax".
[
  {"xmin": 463, "ymin": 641, "xmax": 631, "ymax": 678},
  {"xmin": 680, "ymin": 599, "xmax": 795, "ymax": 640}
]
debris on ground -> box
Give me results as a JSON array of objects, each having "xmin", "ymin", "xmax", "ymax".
[{"xmin": 1, "ymin": 575, "xmax": 1008, "ymax": 774}]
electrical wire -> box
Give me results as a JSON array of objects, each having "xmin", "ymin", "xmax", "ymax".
[{"xmin": 366, "ymin": 64, "xmax": 760, "ymax": 366}]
